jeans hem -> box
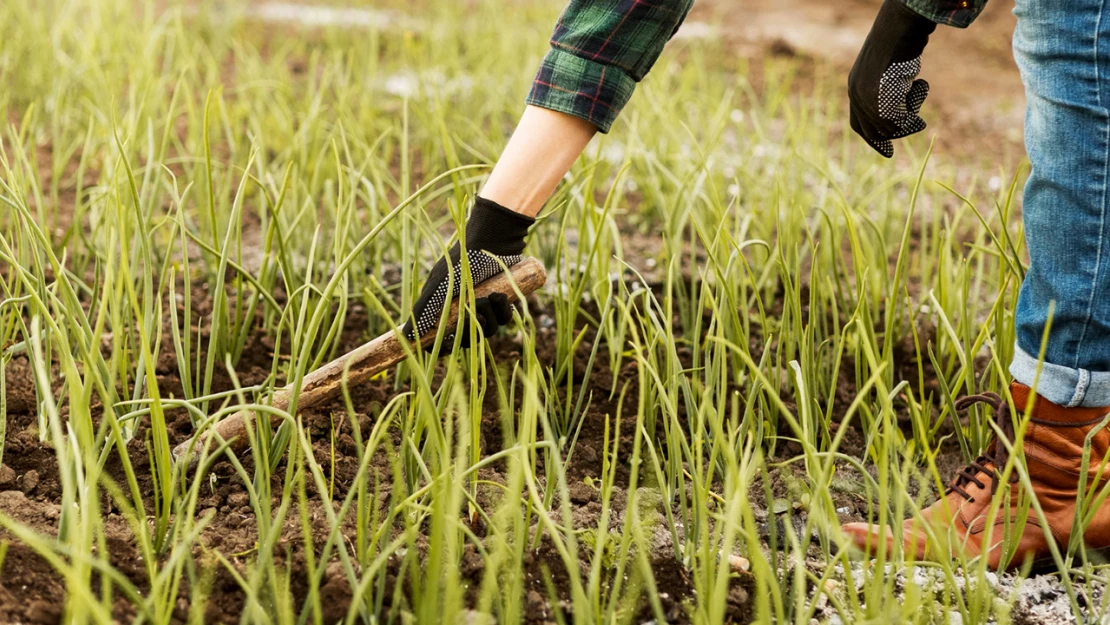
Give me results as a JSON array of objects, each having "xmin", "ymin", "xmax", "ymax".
[{"xmin": 1009, "ymin": 342, "xmax": 1110, "ymax": 407}]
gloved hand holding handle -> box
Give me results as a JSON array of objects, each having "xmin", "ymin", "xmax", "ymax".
[
  {"xmin": 404, "ymin": 196, "xmax": 534, "ymax": 348},
  {"xmin": 848, "ymin": 0, "xmax": 937, "ymax": 158}
]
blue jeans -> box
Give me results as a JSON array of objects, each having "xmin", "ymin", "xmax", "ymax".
[{"xmin": 1010, "ymin": 0, "xmax": 1110, "ymax": 407}]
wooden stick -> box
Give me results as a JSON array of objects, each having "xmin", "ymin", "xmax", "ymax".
[{"xmin": 173, "ymin": 257, "xmax": 547, "ymax": 465}]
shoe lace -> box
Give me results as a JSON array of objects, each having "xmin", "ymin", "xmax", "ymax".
[{"xmin": 947, "ymin": 392, "xmax": 1020, "ymax": 503}]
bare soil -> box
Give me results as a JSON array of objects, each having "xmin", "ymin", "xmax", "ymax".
[
  {"xmin": 694, "ymin": 0, "xmax": 1026, "ymax": 167},
  {"xmin": 0, "ymin": 242, "xmax": 974, "ymax": 622},
  {"xmin": 0, "ymin": 251, "xmax": 957, "ymax": 622}
]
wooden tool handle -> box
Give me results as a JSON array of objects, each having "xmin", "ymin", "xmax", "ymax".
[{"xmin": 173, "ymin": 257, "xmax": 547, "ymax": 464}]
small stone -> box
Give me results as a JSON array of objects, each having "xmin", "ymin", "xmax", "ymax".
[
  {"xmin": 760, "ymin": 517, "xmax": 792, "ymax": 550},
  {"xmin": 0, "ymin": 465, "xmax": 15, "ymax": 487},
  {"xmin": 20, "ymin": 469, "xmax": 40, "ymax": 494},
  {"xmin": 728, "ymin": 554, "xmax": 750, "ymax": 572},
  {"xmin": 457, "ymin": 610, "xmax": 495, "ymax": 625}
]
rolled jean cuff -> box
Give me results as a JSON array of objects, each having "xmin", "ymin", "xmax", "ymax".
[
  {"xmin": 1009, "ymin": 342, "xmax": 1110, "ymax": 407},
  {"xmin": 526, "ymin": 48, "xmax": 636, "ymax": 134}
]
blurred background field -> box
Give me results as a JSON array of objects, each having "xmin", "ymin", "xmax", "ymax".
[{"xmin": 3, "ymin": 1, "xmax": 1094, "ymax": 624}]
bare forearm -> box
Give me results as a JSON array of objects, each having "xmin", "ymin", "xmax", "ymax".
[
  {"xmin": 483, "ymin": 0, "xmax": 698, "ymax": 217},
  {"xmin": 480, "ymin": 106, "xmax": 597, "ymax": 218}
]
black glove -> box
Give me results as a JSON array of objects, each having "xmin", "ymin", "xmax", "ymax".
[
  {"xmin": 403, "ymin": 196, "xmax": 533, "ymax": 348},
  {"xmin": 848, "ymin": 0, "xmax": 937, "ymax": 158}
]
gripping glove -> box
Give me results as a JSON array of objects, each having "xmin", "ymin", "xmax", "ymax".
[
  {"xmin": 403, "ymin": 196, "xmax": 533, "ymax": 348},
  {"xmin": 848, "ymin": 0, "xmax": 937, "ymax": 158}
]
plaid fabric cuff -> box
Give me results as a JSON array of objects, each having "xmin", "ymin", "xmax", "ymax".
[
  {"xmin": 898, "ymin": 0, "xmax": 986, "ymax": 28},
  {"xmin": 526, "ymin": 47, "xmax": 637, "ymax": 134}
]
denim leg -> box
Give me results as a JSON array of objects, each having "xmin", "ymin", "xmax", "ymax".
[{"xmin": 1010, "ymin": 0, "xmax": 1110, "ymax": 407}]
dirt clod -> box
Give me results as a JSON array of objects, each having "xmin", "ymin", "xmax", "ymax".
[
  {"xmin": 20, "ymin": 470, "xmax": 40, "ymax": 494},
  {"xmin": 726, "ymin": 583, "xmax": 751, "ymax": 620},
  {"xmin": 526, "ymin": 590, "xmax": 546, "ymax": 616},
  {"xmin": 26, "ymin": 600, "xmax": 62, "ymax": 625},
  {"xmin": 568, "ymin": 481, "xmax": 595, "ymax": 504},
  {"xmin": 0, "ymin": 465, "xmax": 15, "ymax": 488}
]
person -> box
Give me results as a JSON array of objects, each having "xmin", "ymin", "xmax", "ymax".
[
  {"xmin": 402, "ymin": 0, "xmax": 694, "ymax": 344},
  {"xmin": 842, "ymin": 0, "xmax": 1110, "ymax": 570},
  {"xmin": 410, "ymin": 0, "xmax": 1110, "ymax": 572}
]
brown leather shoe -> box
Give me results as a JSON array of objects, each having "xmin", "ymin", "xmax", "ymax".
[{"xmin": 842, "ymin": 383, "xmax": 1110, "ymax": 571}]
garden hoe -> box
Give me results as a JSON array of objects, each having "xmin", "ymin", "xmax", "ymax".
[{"xmin": 171, "ymin": 257, "xmax": 548, "ymax": 467}]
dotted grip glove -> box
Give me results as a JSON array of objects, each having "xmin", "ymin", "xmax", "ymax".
[
  {"xmin": 403, "ymin": 197, "xmax": 533, "ymax": 348},
  {"xmin": 848, "ymin": 0, "xmax": 937, "ymax": 158}
]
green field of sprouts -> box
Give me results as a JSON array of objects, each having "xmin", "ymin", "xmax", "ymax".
[{"xmin": 0, "ymin": 0, "xmax": 1097, "ymax": 623}]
